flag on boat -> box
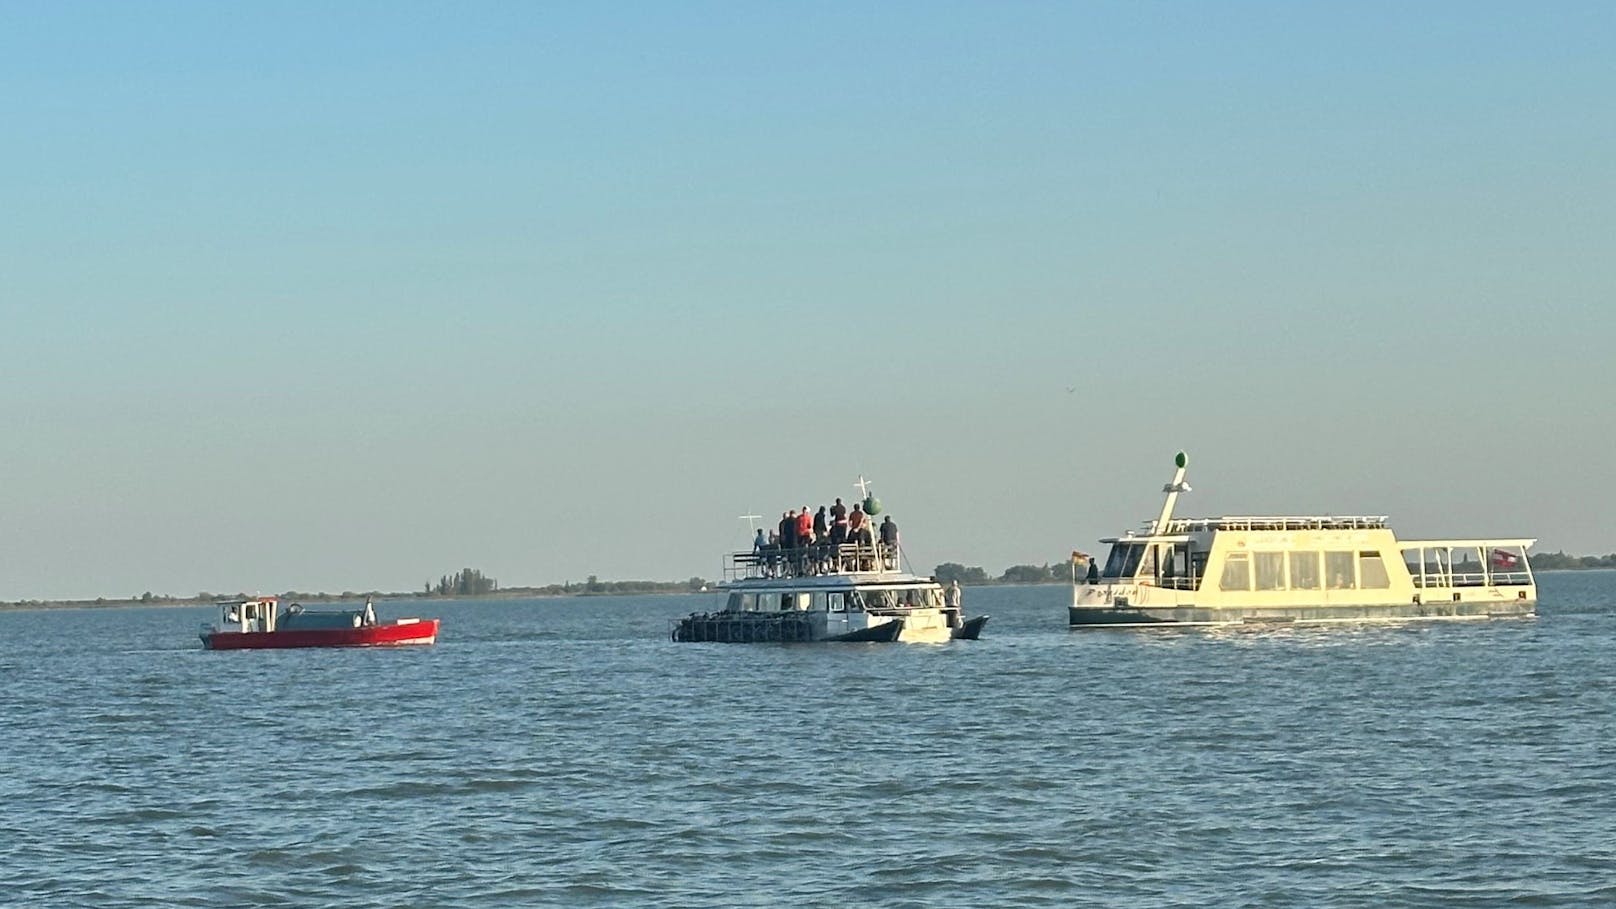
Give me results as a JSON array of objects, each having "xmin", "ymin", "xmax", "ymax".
[{"xmin": 1490, "ymin": 548, "xmax": 1521, "ymax": 569}]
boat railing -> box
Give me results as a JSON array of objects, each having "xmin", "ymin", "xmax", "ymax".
[
  {"xmin": 1410, "ymin": 569, "xmax": 1533, "ymax": 589},
  {"xmin": 727, "ymin": 542, "xmax": 902, "ymax": 581},
  {"xmin": 1160, "ymin": 515, "xmax": 1389, "ymax": 533}
]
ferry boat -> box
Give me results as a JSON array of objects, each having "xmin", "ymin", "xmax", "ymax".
[
  {"xmin": 1070, "ymin": 452, "xmax": 1537, "ymax": 627},
  {"xmin": 200, "ymin": 596, "xmax": 441, "ymax": 649},
  {"xmin": 674, "ymin": 487, "xmax": 988, "ymax": 644}
]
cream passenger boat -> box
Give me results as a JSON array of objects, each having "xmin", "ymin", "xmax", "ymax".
[{"xmin": 1070, "ymin": 453, "xmax": 1536, "ymax": 627}]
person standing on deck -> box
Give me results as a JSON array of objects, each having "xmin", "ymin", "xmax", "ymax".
[
  {"xmin": 947, "ymin": 580, "xmax": 962, "ymax": 611},
  {"xmin": 848, "ymin": 503, "xmax": 869, "ymax": 543},
  {"xmin": 828, "ymin": 499, "xmax": 850, "ymax": 570},
  {"xmin": 796, "ymin": 507, "xmax": 815, "ymax": 574},
  {"xmin": 879, "ymin": 515, "xmax": 899, "ymax": 569}
]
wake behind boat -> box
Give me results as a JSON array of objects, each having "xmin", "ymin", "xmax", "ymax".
[
  {"xmin": 674, "ymin": 480, "xmax": 987, "ymax": 643},
  {"xmin": 1069, "ymin": 452, "xmax": 1536, "ymax": 627},
  {"xmin": 200, "ymin": 596, "xmax": 440, "ymax": 650}
]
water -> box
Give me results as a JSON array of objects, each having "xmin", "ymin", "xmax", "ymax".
[{"xmin": 3, "ymin": 573, "xmax": 1615, "ymax": 908}]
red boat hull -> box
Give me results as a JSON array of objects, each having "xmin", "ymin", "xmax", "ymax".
[{"xmin": 201, "ymin": 618, "xmax": 440, "ymax": 650}]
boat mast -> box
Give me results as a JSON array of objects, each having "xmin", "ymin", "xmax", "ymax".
[{"xmin": 1151, "ymin": 451, "xmax": 1191, "ymax": 534}]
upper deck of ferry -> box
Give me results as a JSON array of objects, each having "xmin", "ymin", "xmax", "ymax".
[{"xmin": 722, "ymin": 541, "xmax": 910, "ymax": 585}]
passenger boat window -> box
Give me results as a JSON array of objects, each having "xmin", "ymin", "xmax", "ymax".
[
  {"xmin": 1289, "ymin": 551, "xmax": 1321, "ymax": 590},
  {"xmin": 847, "ymin": 591, "xmax": 865, "ymax": 611},
  {"xmin": 811, "ymin": 592, "xmax": 827, "ymax": 611},
  {"xmin": 1325, "ymin": 551, "xmax": 1355, "ymax": 589},
  {"xmin": 727, "ymin": 593, "xmax": 744, "ymax": 612},
  {"xmin": 756, "ymin": 593, "xmax": 777, "ymax": 611},
  {"xmin": 1103, "ymin": 543, "xmax": 1147, "ymax": 579},
  {"xmin": 928, "ymin": 588, "xmax": 943, "ymax": 608},
  {"xmin": 1254, "ymin": 553, "xmax": 1285, "ymax": 590},
  {"xmin": 1137, "ymin": 546, "xmax": 1158, "ymax": 578},
  {"xmin": 1359, "ymin": 552, "xmax": 1390, "ymax": 589},
  {"xmin": 1219, "ymin": 552, "xmax": 1251, "ymax": 591},
  {"xmin": 829, "ymin": 592, "xmax": 845, "ymax": 612},
  {"xmin": 1121, "ymin": 545, "xmax": 1145, "ymax": 579}
]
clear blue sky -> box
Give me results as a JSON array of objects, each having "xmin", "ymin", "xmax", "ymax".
[{"xmin": 2, "ymin": 2, "xmax": 1612, "ymax": 600}]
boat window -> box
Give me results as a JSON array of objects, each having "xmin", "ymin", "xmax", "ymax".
[
  {"xmin": 810, "ymin": 592, "xmax": 827, "ymax": 611},
  {"xmin": 1403, "ymin": 550, "xmax": 1421, "ymax": 578},
  {"xmin": 928, "ymin": 588, "xmax": 943, "ymax": 608},
  {"xmin": 1254, "ymin": 552, "xmax": 1285, "ymax": 590},
  {"xmin": 726, "ymin": 593, "xmax": 744, "ymax": 611},
  {"xmin": 1325, "ymin": 551, "xmax": 1355, "ymax": 589},
  {"xmin": 869, "ymin": 590, "xmax": 900, "ymax": 610},
  {"xmin": 1102, "ymin": 544, "xmax": 1132, "ymax": 579},
  {"xmin": 756, "ymin": 593, "xmax": 777, "ymax": 611},
  {"xmin": 847, "ymin": 591, "xmax": 865, "ymax": 611},
  {"xmin": 1219, "ymin": 552, "xmax": 1251, "ymax": 591},
  {"xmin": 1289, "ymin": 551, "xmax": 1321, "ymax": 590},
  {"xmin": 1101, "ymin": 543, "xmax": 1147, "ymax": 579},
  {"xmin": 1359, "ymin": 552, "xmax": 1390, "ymax": 589},
  {"xmin": 828, "ymin": 592, "xmax": 845, "ymax": 612},
  {"xmin": 1137, "ymin": 546, "xmax": 1158, "ymax": 578}
]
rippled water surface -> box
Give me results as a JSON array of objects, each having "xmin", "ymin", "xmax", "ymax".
[{"xmin": 3, "ymin": 573, "xmax": 1615, "ymax": 907}]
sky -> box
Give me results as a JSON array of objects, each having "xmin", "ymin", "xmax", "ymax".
[{"xmin": 1, "ymin": 2, "xmax": 1613, "ymax": 600}]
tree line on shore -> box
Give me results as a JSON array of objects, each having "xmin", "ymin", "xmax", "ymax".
[{"xmin": 5, "ymin": 551, "xmax": 1614, "ymax": 610}]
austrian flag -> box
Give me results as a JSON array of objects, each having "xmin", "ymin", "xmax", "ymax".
[{"xmin": 1491, "ymin": 548, "xmax": 1522, "ymax": 570}]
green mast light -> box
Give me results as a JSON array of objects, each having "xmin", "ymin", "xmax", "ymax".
[{"xmin": 1175, "ymin": 451, "xmax": 1188, "ymax": 469}]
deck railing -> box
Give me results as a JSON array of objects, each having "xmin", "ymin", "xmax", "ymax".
[
  {"xmin": 1160, "ymin": 515, "xmax": 1389, "ymax": 533},
  {"xmin": 1409, "ymin": 569, "xmax": 1533, "ymax": 588},
  {"xmin": 726, "ymin": 543, "xmax": 902, "ymax": 581}
]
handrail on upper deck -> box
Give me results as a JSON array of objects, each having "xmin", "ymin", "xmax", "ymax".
[{"xmin": 726, "ymin": 542, "xmax": 902, "ymax": 581}]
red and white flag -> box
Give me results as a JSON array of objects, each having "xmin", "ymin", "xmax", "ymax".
[{"xmin": 1491, "ymin": 548, "xmax": 1521, "ymax": 569}]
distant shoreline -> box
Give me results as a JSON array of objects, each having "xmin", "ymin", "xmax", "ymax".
[
  {"xmin": 0, "ymin": 584, "xmax": 716, "ymax": 613},
  {"xmin": 4, "ymin": 562, "xmax": 1611, "ymax": 613}
]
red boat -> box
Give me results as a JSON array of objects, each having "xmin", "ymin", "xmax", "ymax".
[{"xmin": 200, "ymin": 596, "xmax": 440, "ymax": 650}]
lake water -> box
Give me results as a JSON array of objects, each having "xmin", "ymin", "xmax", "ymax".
[{"xmin": 3, "ymin": 573, "xmax": 1614, "ymax": 907}]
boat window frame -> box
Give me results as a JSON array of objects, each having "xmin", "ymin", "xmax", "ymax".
[
  {"xmin": 1254, "ymin": 552, "xmax": 1286, "ymax": 591},
  {"xmin": 1219, "ymin": 552, "xmax": 1251, "ymax": 591},
  {"xmin": 1289, "ymin": 551, "xmax": 1321, "ymax": 590},
  {"xmin": 1359, "ymin": 551, "xmax": 1391, "ymax": 589},
  {"xmin": 1324, "ymin": 551, "xmax": 1356, "ymax": 590}
]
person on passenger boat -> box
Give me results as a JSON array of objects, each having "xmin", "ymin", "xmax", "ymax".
[
  {"xmin": 947, "ymin": 580, "xmax": 962, "ymax": 611},
  {"xmin": 847, "ymin": 504, "xmax": 873, "ymax": 569},
  {"xmin": 796, "ymin": 506, "xmax": 816, "ymax": 575},
  {"xmin": 827, "ymin": 494, "xmax": 853, "ymax": 559},
  {"xmin": 879, "ymin": 516, "xmax": 900, "ymax": 569},
  {"xmin": 764, "ymin": 529, "xmax": 781, "ymax": 577},
  {"xmin": 363, "ymin": 597, "xmax": 377, "ymax": 626}
]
